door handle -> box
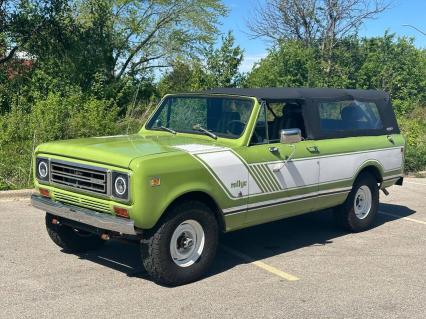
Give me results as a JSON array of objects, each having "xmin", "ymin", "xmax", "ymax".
[
  {"xmin": 306, "ymin": 146, "xmax": 319, "ymax": 153},
  {"xmin": 269, "ymin": 146, "xmax": 279, "ymax": 153},
  {"xmin": 387, "ymin": 135, "xmax": 395, "ymax": 144}
]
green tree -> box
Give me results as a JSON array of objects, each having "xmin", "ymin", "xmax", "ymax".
[
  {"xmin": 158, "ymin": 31, "xmax": 243, "ymax": 95},
  {"xmin": 158, "ymin": 59, "xmax": 207, "ymax": 95},
  {"xmin": 357, "ymin": 34, "xmax": 426, "ymax": 115},
  {"xmin": 245, "ymin": 40, "xmax": 320, "ymax": 88},
  {"xmin": 245, "ymin": 34, "xmax": 426, "ymax": 115},
  {"xmin": 204, "ymin": 31, "xmax": 244, "ymax": 88}
]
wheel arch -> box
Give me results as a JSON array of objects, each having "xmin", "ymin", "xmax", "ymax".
[
  {"xmin": 354, "ymin": 160, "xmax": 384, "ymax": 183},
  {"xmin": 158, "ymin": 191, "xmax": 226, "ymax": 232}
]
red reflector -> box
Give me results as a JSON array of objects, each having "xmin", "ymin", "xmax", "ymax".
[
  {"xmin": 114, "ymin": 206, "xmax": 129, "ymax": 218},
  {"xmin": 39, "ymin": 188, "xmax": 50, "ymax": 197}
]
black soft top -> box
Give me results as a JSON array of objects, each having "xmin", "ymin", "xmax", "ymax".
[
  {"xmin": 205, "ymin": 87, "xmax": 399, "ymax": 139},
  {"xmin": 206, "ymin": 87, "xmax": 389, "ymax": 102}
]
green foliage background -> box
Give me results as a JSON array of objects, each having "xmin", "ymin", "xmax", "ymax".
[{"xmin": 0, "ymin": 1, "xmax": 425, "ymax": 190}]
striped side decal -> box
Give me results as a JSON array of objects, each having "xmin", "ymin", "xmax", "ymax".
[
  {"xmin": 249, "ymin": 164, "xmax": 281, "ymax": 192},
  {"xmin": 175, "ymin": 144, "xmax": 404, "ymax": 203},
  {"xmin": 247, "ymin": 166, "xmax": 269, "ymax": 193},
  {"xmin": 223, "ymin": 187, "xmax": 352, "ymax": 215}
]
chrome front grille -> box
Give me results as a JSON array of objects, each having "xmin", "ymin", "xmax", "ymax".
[{"xmin": 50, "ymin": 160, "xmax": 108, "ymax": 195}]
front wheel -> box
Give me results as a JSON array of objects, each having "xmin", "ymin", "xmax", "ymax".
[
  {"xmin": 334, "ymin": 173, "xmax": 379, "ymax": 232},
  {"xmin": 140, "ymin": 201, "xmax": 218, "ymax": 286}
]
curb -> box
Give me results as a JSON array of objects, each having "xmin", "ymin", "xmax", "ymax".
[{"xmin": 0, "ymin": 189, "xmax": 34, "ymax": 200}]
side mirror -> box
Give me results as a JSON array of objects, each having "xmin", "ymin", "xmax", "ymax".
[{"xmin": 280, "ymin": 128, "xmax": 302, "ymax": 144}]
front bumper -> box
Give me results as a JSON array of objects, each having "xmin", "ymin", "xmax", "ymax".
[{"xmin": 31, "ymin": 195, "xmax": 138, "ymax": 235}]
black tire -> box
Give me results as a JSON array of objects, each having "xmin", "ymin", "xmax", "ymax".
[
  {"xmin": 140, "ymin": 201, "xmax": 219, "ymax": 286},
  {"xmin": 45, "ymin": 213, "xmax": 105, "ymax": 252},
  {"xmin": 334, "ymin": 172, "xmax": 379, "ymax": 232}
]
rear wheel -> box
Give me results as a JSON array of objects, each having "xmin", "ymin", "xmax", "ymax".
[
  {"xmin": 45, "ymin": 213, "xmax": 105, "ymax": 252},
  {"xmin": 140, "ymin": 201, "xmax": 218, "ymax": 286},
  {"xmin": 334, "ymin": 173, "xmax": 379, "ymax": 232}
]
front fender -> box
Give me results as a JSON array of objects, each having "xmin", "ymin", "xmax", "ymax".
[{"xmin": 129, "ymin": 152, "xmax": 237, "ymax": 229}]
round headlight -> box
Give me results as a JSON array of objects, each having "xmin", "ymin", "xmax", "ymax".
[
  {"xmin": 114, "ymin": 176, "xmax": 127, "ymax": 196},
  {"xmin": 38, "ymin": 161, "xmax": 48, "ymax": 178}
]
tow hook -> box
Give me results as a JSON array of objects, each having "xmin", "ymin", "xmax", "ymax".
[{"xmin": 100, "ymin": 233, "xmax": 110, "ymax": 241}]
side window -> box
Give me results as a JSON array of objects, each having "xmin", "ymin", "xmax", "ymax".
[
  {"xmin": 250, "ymin": 100, "xmax": 306, "ymax": 145},
  {"xmin": 268, "ymin": 101, "xmax": 306, "ymax": 142},
  {"xmin": 319, "ymin": 100, "xmax": 382, "ymax": 131}
]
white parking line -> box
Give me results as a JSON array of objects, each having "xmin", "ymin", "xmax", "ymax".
[
  {"xmin": 404, "ymin": 180, "xmax": 426, "ymax": 186},
  {"xmin": 379, "ymin": 211, "xmax": 426, "ymax": 225},
  {"xmin": 96, "ymin": 256, "xmax": 134, "ymax": 269},
  {"xmin": 221, "ymin": 245, "xmax": 300, "ymax": 281}
]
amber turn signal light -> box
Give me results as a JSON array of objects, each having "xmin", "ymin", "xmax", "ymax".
[
  {"xmin": 39, "ymin": 188, "xmax": 50, "ymax": 197},
  {"xmin": 150, "ymin": 177, "xmax": 161, "ymax": 187},
  {"xmin": 113, "ymin": 206, "xmax": 129, "ymax": 218}
]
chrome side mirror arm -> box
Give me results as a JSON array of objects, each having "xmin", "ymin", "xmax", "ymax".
[{"xmin": 272, "ymin": 144, "xmax": 296, "ymax": 172}]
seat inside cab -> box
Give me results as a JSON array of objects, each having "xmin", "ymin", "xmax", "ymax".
[{"xmin": 251, "ymin": 100, "xmax": 307, "ymax": 144}]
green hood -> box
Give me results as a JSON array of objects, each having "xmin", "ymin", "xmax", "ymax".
[{"xmin": 35, "ymin": 134, "xmax": 214, "ymax": 168}]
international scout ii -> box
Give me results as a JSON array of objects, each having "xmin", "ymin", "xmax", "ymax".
[{"xmin": 31, "ymin": 88, "xmax": 405, "ymax": 285}]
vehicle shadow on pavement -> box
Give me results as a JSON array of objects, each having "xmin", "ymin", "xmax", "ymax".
[
  {"xmin": 209, "ymin": 203, "xmax": 416, "ymax": 277},
  {"xmin": 73, "ymin": 203, "xmax": 415, "ymax": 285},
  {"xmin": 75, "ymin": 240, "xmax": 149, "ymax": 279}
]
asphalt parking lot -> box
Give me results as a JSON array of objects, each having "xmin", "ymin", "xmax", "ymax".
[{"xmin": 0, "ymin": 178, "xmax": 425, "ymax": 318}]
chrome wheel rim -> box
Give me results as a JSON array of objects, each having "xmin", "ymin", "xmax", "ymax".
[
  {"xmin": 170, "ymin": 220, "xmax": 205, "ymax": 268},
  {"xmin": 354, "ymin": 185, "xmax": 372, "ymax": 219}
]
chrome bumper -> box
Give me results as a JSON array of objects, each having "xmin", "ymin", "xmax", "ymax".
[{"xmin": 31, "ymin": 195, "xmax": 137, "ymax": 235}]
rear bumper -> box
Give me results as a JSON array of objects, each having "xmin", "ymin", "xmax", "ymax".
[{"xmin": 31, "ymin": 195, "xmax": 137, "ymax": 235}]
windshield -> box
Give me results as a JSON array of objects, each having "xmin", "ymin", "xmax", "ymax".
[{"xmin": 146, "ymin": 96, "xmax": 254, "ymax": 139}]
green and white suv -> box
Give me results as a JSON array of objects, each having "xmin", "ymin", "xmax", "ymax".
[{"xmin": 31, "ymin": 87, "xmax": 405, "ymax": 285}]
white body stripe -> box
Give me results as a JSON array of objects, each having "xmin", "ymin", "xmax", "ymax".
[
  {"xmin": 223, "ymin": 187, "xmax": 352, "ymax": 214},
  {"xmin": 267, "ymin": 158, "xmax": 319, "ymax": 189},
  {"xmin": 197, "ymin": 151, "xmax": 262, "ymax": 197},
  {"xmin": 175, "ymin": 144, "xmax": 403, "ymax": 204},
  {"xmin": 174, "ymin": 144, "xmax": 227, "ymax": 154},
  {"xmin": 175, "ymin": 144, "xmax": 262, "ymax": 198},
  {"xmin": 319, "ymin": 147, "xmax": 402, "ymax": 184}
]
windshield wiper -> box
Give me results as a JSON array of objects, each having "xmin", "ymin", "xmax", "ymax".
[
  {"xmin": 158, "ymin": 126, "xmax": 176, "ymax": 135},
  {"xmin": 192, "ymin": 124, "xmax": 217, "ymax": 139}
]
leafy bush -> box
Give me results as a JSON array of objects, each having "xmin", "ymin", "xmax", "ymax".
[
  {"xmin": 0, "ymin": 91, "xmax": 121, "ymax": 189},
  {"xmin": 398, "ymin": 107, "xmax": 426, "ymax": 172},
  {"xmin": 0, "ymin": 140, "xmax": 34, "ymax": 190}
]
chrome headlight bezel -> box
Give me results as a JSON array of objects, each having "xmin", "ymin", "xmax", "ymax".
[{"xmin": 36, "ymin": 157, "xmax": 49, "ymax": 182}]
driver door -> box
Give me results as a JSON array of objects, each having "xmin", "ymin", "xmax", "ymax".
[{"xmin": 237, "ymin": 101, "xmax": 320, "ymax": 225}]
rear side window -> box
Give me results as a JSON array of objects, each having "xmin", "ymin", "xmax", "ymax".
[{"xmin": 319, "ymin": 100, "xmax": 382, "ymax": 131}]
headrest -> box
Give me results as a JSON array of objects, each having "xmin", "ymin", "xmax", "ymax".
[
  {"xmin": 283, "ymin": 103, "xmax": 301, "ymax": 116},
  {"xmin": 341, "ymin": 104, "xmax": 364, "ymax": 122}
]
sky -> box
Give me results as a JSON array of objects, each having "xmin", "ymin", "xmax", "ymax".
[{"xmin": 220, "ymin": 0, "xmax": 426, "ymax": 72}]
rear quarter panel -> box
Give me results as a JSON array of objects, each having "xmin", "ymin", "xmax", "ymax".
[{"xmin": 314, "ymin": 134, "xmax": 405, "ymax": 194}]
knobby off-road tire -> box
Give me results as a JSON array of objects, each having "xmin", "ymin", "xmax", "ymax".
[
  {"xmin": 334, "ymin": 173, "xmax": 379, "ymax": 232},
  {"xmin": 45, "ymin": 213, "xmax": 105, "ymax": 252},
  {"xmin": 140, "ymin": 201, "xmax": 219, "ymax": 286}
]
